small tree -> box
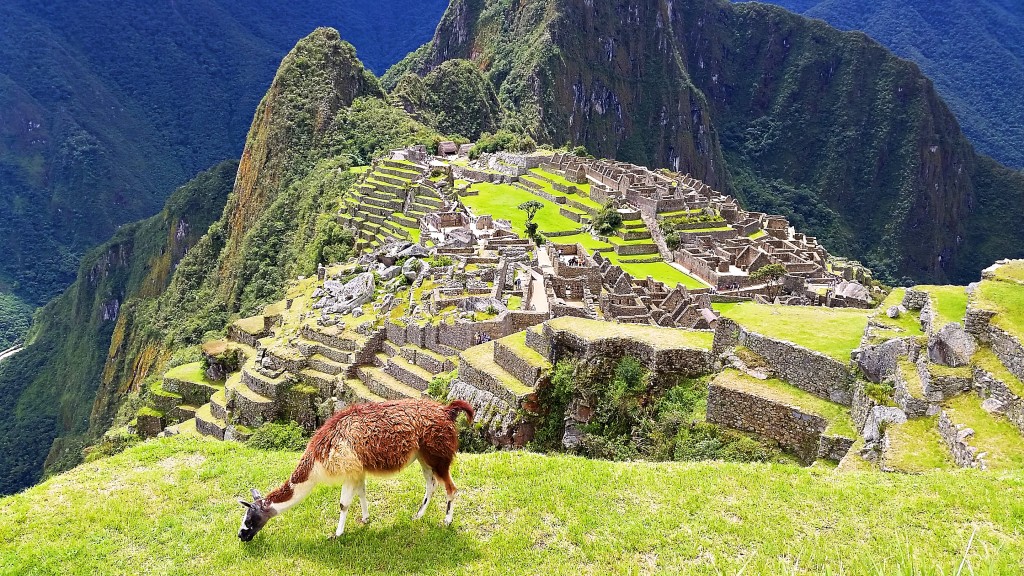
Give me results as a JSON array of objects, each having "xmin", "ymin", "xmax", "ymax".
[
  {"xmin": 750, "ymin": 263, "xmax": 787, "ymax": 299},
  {"xmin": 518, "ymin": 200, "xmax": 544, "ymax": 240},
  {"xmin": 591, "ymin": 202, "xmax": 623, "ymax": 235}
]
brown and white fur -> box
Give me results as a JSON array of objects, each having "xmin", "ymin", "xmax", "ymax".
[{"xmin": 237, "ymin": 398, "xmax": 475, "ymax": 541}]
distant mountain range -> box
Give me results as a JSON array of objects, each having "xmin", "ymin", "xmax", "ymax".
[
  {"xmin": 0, "ymin": 0, "xmax": 448, "ymax": 348},
  {"xmin": 739, "ymin": 0, "xmax": 1024, "ymax": 169}
]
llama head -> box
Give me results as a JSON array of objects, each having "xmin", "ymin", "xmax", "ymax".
[{"xmin": 237, "ymin": 488, "xmax": 273, "ymax": 542}]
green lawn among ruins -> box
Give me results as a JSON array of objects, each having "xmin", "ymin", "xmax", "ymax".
[
  {"xmin": 974, "ymin": 276, "xmax": 1024, "ymax": 340},
  {"xmin": 605, "ymin": 259, "xmax": 706, "ymax": 289},
  {"xmin": 872, "ymin": 288, "xmax": 924, "ymax": 336},
  {"xmin": 943, "ymin": 394, "xmax": 1024, "ymax": 469},
  {"xmin": 459, "ymin": 182, "xmax": 580, "ymax": 236},
  {"xmin": 915, "ymin": 285, "xmax": 969, "ymax": 327},
  {"xmin": 546, "ymin": 316, "xmax": 714, "ymax": 350},
  {"xmin": 163, "ymin": 362, "xmax": 215, "ymax": 386},
  {"xmin": 883, "ymin": 417, "xmax": 954, "ymax": 473},
  {"xmin": 714, "ymin": 370, "xmax": 855, "ymax": 437},
  {"xmin": 2, "ymin": 436, "xmax": 1023, "ymax": 574},
  {"xmin": 721, "ymin": 303, "xmax": 872, "ymax": 361}
]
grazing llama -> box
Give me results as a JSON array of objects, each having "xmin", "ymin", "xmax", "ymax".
[{"xmin": 237, "ymin": 398, "xmax": 475, "ymax": 541}]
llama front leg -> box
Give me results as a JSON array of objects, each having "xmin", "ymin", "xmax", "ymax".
[
  {"xmin": 356, "ymin": 476, "xmax": 369, "ymax": 525},
  {"xmin": 414, "ymin": 460, "xmax": 436, "ymax": 520},
  {"xmin": 331, "ymin": 480, "xmax": 357, "ymax": 539}
]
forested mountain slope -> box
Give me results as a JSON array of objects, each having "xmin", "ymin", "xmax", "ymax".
[
  {"xmin": 397, "ymin": 0, "xmax": 1024, "ymax": 283},
  {"xmin": 0, "ymin": 0, "xmax": 448, "ymax": 348},
  {"xmin": 743, "ymin": 0, "xmax": 1024, "ymax": 170}
]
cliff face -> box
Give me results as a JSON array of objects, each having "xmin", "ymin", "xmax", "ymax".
[
  {"xmin": 410, "ymin": 0, "xmax": 1024, "ymax": 282},
  {"xmin": 0, "ymin": 161, "xmax": 234, "ymax": 494}
]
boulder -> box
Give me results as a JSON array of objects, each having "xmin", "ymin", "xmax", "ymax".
[
  {"xmin": 886, "ymin": 306, "xmax": 901, "ymax": 319},
  {"xmin": 861, "ymin": 406, "xmax": 907, "ymax": 442},
  {"xmin": 928, "ymin": 322, "xmax": 977, "ymax": 367},
  {"xmin": 457, "ymin": 296, "xmax": 507, "ymax": 314},
  {"xmin": 836, "ymin": 280, "xmax": 870, "ymax": 302},
  {"xmin": 397, "ymin": 243, "xmax": 429, "ymax": 258},
  {"xmin": 379, "ymin": 265, "xmax": 402, "ymax": 281}
]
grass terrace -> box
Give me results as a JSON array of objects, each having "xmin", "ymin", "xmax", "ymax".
[
  {"xmin": 459, "ymin": 182, "xmax": 580, "ymax": 236},
  {"xmin": 721, "ymin": 303, "xmax": 872, "ymax": 361},
  {"xmin": 972, "ymin": 346, "xmax": 1024, "ymax": 397},
  {"xmin": 713, "ymin": 369, "xmax": 856, "ymax": 437},
  {"xmin": 520, "ymin": 174, "xmax": 601, "ymax": 210},
  {"xmin": 528, "ymin": 167, "xmax": 591, "ymax": 194},
  {"xmin": 991, "ymin": 261, "xmax": 1024, "ymax": 283},
  {"xmin": 975, "ymin": 275, "xmax": 1024, "ymax": 340},
  {"xmin": 546, "ymin": 316, "xmax": 714, "ymax": 350},
  {"xmin": 899, "ymin": 360, "xmax": 925, "ymax": 398},
  {"xmin": 496, "ymin": 331, "xmax": 550, "ymax": 369},
  {"xmin": 3, "ymin": 437, "xmax": 1024, "ymax": 574},
  {"xmin": 872, "ymin": 288, "xmax": 924, "ymax": 337},
  {"xmin": 164, "ymin": 362, "xmax": 216, "ymax": 386},
  {"xmin": 460, "ymin": 342, "xmax": 532, "ymax": 396},
  {"xmin": 883, "ymin": 417, "xmax": 953, "ymax": 473},
  {"xmin": 915, "ymin": 284, "xmax": 969, "ymax": 327},
  {"xmin": 943, "ymin": 394, "xmax": 1024, "ymax": 470}
]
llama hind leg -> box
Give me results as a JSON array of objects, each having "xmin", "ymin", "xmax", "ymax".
[
  {"xmin": 331, "ymin": 480, "xmax": 357, "ymax": 539},
  {"xmin": 433, "ymin": 461, "xmax": 458, "ymax": 526},
  {"xmin": 356, "ymin": 476, "xmax": 369, "ymax": 525},
  {"xmin": 414, "ymin": 459, "xmax": 436, "ymax": 520}
]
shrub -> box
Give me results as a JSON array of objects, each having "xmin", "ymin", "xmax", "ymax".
[
  {"xmin": 591, "ymin": 203, "xmax": 623, "ymax": 235},
  {"xmin": 247, "ymin": 421, "xmax": 310, "ymax": 452},
  {"xmin": 665, "ymin": 232, "xmax": 681, "ymax": 250},
  {"xmin": 82, "ymin": 428, "xmax": 141, "ymax": 463},
  {"xmin": 427, "ymin": 370, "xmax": 456, "ymax": 401}
]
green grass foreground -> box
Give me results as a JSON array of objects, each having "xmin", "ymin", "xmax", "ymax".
[{"xmin": 2, "ymin": 437, "xmax": 1023, "ymax": 575}]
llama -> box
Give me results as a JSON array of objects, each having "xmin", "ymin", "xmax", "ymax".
[{"xmin": 237, "ymin": 397, "xmax": 475, "ymax": 541}]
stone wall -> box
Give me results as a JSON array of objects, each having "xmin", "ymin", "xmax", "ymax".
[
  {"xmin": 901, "ymin": 289, "xmax": 929, "ymax": 311},
  {"xmin": 990, "ymin": 326, "xmax": 1024, "ymax": 382},
  {"xmin": 447, "ymin": 380, "xmax": 530, "ymax": 448},
  {"xmin": 731, "ymin": 328, "xmax": 855, "ymax": 405},
  {"xmin": 938, "ymin": 410, "xmax": 985, "ymax": 468},
  {"xmin": 973, "ymin": 367, "xmax": 1024, "ymax": 434},
  {"xmin": 706, "ymin": 384, "xmax": 828, "ymax": 464}
]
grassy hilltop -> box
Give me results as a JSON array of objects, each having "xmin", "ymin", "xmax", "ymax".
[{"xmin": 1, "ymin": 436, "xmax": 1022, "ymax": 575}]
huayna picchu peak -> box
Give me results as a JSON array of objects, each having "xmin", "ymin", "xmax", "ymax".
[{"xmin": 3, "ymin": 2, "xmax": 1024, "ymax": 572}]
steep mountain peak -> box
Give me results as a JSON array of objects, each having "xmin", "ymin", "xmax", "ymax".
[{"xmin": 222, "ymin": 27, "xmax": 382, "ymax": 303}]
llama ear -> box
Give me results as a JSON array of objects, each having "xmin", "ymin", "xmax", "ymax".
[
  {"xmin": 238, "ymin": 499, "xmax": 252, "ymax": 509},
  {"xmin": 251, "ymin": 488, "xmax": 263, "ymax": 501}
]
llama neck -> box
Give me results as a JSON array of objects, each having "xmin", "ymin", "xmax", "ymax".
[{"xmin": 266, "ymin": 479, "xmax": 315, "ymax": 515}]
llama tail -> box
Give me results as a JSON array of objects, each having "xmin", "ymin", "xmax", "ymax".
[{"xmin": 446, "ymin": 399, "xmax": 475, "ymax": 425}]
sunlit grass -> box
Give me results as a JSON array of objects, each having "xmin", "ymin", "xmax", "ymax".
[
  {"xmin": 1, "ymin": 436, "xmax": 1023, "ymax": 574},
  {"xmin": 721, "ymin": 303, "xmax": 871, "ymax": 361}
]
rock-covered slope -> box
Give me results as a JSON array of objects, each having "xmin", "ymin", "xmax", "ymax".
[{"xmin": 397, "ymin": 0, "xmax": 1024, "ymax": 284}]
